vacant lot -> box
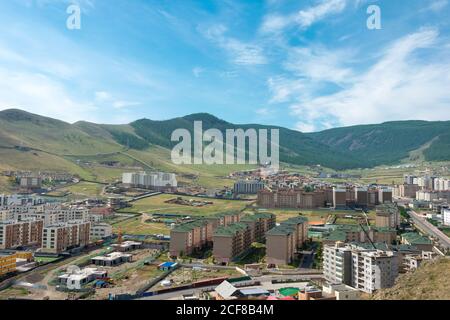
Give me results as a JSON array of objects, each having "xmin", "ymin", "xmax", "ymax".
[
  {"xmin": 113, "ymin": 217, "xmax": 170, "ymax": 236},
  {"xmin": 121, "ymin": 194, "xmax": 250, "ymax": 216}
]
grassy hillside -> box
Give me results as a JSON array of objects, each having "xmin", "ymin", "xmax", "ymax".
[
  {"xmin": 372, "ymin": 258, "xmax": 450, "ymax": 300},
  {"xmin": 309, "ymin": 121, "xmax": 450, "ymax": 167},
  {"xmin": 1, "ymin": 109, "xmax": 450, "ymax": 178}
]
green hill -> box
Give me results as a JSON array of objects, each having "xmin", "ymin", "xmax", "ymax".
[
  {"xmin": 0, "ymin": 109, "xmax": 450, "ymax": 175},
  {"xmin": 308, "ymin": 120, "xmax": 450, "ymax": 167}
]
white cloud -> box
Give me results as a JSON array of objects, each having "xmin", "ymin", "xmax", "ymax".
[
  {"xmin": 261, "ymin": 0, "xmax": 348, "ymax": 33},
  {"xmin": 94, "ymin": 91, "xmax": 141, "ymax": 109},
  {"xmin": 256, "ymin": 108, "xmax": 270, "ymax": 116},
  {"xmin": 284, "ymin": 46, "xmax": 355, "ymax": 85},
  {"xmin": 201, "ymin": 24, "xmax": 267, "ymax": 66},
  {"xmin": 192, "ymin": 67, "xmax": 205, "ymax": 78},
  {"xmin": 428, "ymin": 0, "xmax": 448, "ymax": 12},
  {"xmin": 0, "ymin": 68, "xmax": 97, "ymax": 123},
  {"xmin": 267, "ymin": 76, "xmax": 306, "ymax": 104},
  {"xmin": 290, "ymin": 28, "xmax": 450, "ymax": 131}
]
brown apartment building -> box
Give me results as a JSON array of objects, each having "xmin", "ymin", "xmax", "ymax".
[
  {"xmin": 259, "ymin": 187, "xmax": 392, "ymax": 209},
  {"xmin": 240, "ymin": 213, "xmax": 276, "ymax": 243},
  {"xmin": 375, "ymin": 204, "xmax": 400, "ymax": 229},
  {"xmin": 257, "ymin": 189, "xmax": 326, "ymax": 209},
  {"xmin": 41, "ymin": 220, "xmax": 90, "ymax": 254},
  {"xmin": 169, "ymin": 220, "xmax": 212, "ymax": 257},
  {"xmin": 266, "ymin": 216, "xmax": 309, "ymax": 266},
  {"xmin": 0, "ymin": 219, "xmax": 44, "ymax": 249},
  {"xmin": 169, "ymin": 211, "xmax": 241, "ymax": 258},
  {"xmin": 213, "ymin": 223, "xmax": 252, "ymax": 264}
]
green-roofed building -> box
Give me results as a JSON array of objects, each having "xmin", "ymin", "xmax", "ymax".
[
  {"xmin": 266, "ymin": 215, "xmax": 309, "ymax": 266},
  {"xmin": 400, "ymin": 232, "xmax": 433, "ymax": 252},
  {"xmin": 213, "ymin": 223, "xmax": 252, "ymax": 264},
  {"xmin": 240, "ymin": 213, "xmax": 276, "ymax": 243}
]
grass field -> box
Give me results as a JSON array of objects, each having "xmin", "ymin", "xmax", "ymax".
[
  {"xmin": 60, "ymin": 182, "xmax": 104, "ymax": 198},
  {"xmin": 113, "ymin": 217, "xmax": 170, "ymax": 235},
  {"xmin": 120, "ymin": 194, "xmax": 250, "ymax": 216}
]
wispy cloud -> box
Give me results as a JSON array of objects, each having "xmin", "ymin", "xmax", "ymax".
[
  {"xmin": 261, "ymin": 0, "xmax": 348, "ymax": 33},
  {"xmin": 427, "ymin": 0, "xmax": 448, "ymax": 12},
  {"xmin": 290, "ymin": 28, "xmax": 450, "ymax": 132},
  {"xmin": 95, "ymin": 91, "xmax": 141, "ymax": 110},
  {"xmin": 201, "ymin": 24, "xmax": 268, "ymax": 66},
  {"xmin": 0, "ymin": 68, "xmax": 97, "ymax": 123}
]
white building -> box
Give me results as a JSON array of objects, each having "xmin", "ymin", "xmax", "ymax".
[
  {"xmin": 122, "ymin": 172, "xmax": 177, "ymax": 189},
  {"xmin": 58, "ymin": 267, "xmax": 107, "ymax": 290},
  {"xmin": 322, "ymin": 283, "xmax": 361, "ymax": 300},
  {"xmin": 233, "ymin": 180, "xmax": 265, "ymax": 194},
  {"xmin": 443, "ymin": 208, "xmax": 450, "ymax": 227},
  {"xmin": 90, "ymin": 223, "xmax": 113, "ymax": 239},
  {"xmin": 323, "ymin": 243, "xmax": 399, "ymax": 294}
]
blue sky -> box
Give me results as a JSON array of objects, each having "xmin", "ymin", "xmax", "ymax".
[{"xmin": 0, "ymin": 0, "xmax": 449, "ymax": 132}]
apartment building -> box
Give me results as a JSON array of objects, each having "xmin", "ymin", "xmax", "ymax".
[
  {"xmin": 258, "ymin": 186, "xmax": 391, "ymax": 210},
  {"xmin": 90, "ymin": 223, "xmax": 113, "ymax": 239},
  {"xmin": 322, "ymin": 225, "xmax": 397, "ymax": 246},
  {"xmin": 169, "ymin": 220, "xmax": 212, "ymax": 257},
  {"xmin": 1, "ymin": 204, "xmax": 90, "ymax": 226},
  {"xmin": 323, "ymin": 242, "xmax": 352, "ymax": 285},
  {"xmin": 416, "ymin": 190, "xmax": 450, "ymax": 202},
  {"xmin": 233, "ymin": 180, "xmax": 265, "ymax": 194},
  {"xmin": 351, "ymin": 249, "xmax": 398, "ymax": 294},
  {"xmin": 378, "ymin": 188, "xmax": 393, "ymax": 204},
  {"xmin": 393, "ymin": 184, "xmax": 420, "ymax": 198},
  {"xmin": 400, "ymin": 232, "xmax": 433, "ymax": 252},
  {"xmin": 323, "ymin": 243, "xmax": 399, "ymax": 294},
  {"xmin": 257, "ymin": 189, "xmax": 325, "ymax": 209},
  {"xmin": 266, "ymin": 216, "xmax": 309, "ymax": 266},
  {"xmin": 169, "ymin": 211, "xmax": 242, "ymax": 258},
  {"xmin": 213, "ymin": 223, "xmax": 252, "ymax": 264},
  {"xmin": 205, "ymin": 211, "xmax": 241, "ymax": 229},
  {"xmin": 122, "ymin": 172, "xmax": 177, "ymax": 189},
  {"xmin": 0, "ymin": 219, "xmax": 44, "ymax": 249},
  {"xmin": 41, "ymin": 221, "xmax": 91, "ymax": 254},
  {"xmin": 19, "ymin": 177, "xmax": 42, "ymax": 190},
  {"xmin": 375, "ymin": 204, "xmax": 400, "ymax": 229},
  {"xmin": 0, "ymin": 251, "xmax": 17, "ymax": 276},
  {"xmin": 240, "ymin": 213, "xmax": 276, "ymax": 243},
  {"xmin": 443, "ymin": 208, "xmax": 450, "ymax": 227},
  {"xmin": 266, "ymin": 225, "xmax": 297, "ymax": 266}
]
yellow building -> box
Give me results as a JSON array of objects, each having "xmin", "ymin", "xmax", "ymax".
[
  {"xmin": 0, "ymin": 251, "xmax": 33, "ymax": 276},
  {"xmin": 0, "ymin": 253, "xmax": 17, "ymax": 276}
]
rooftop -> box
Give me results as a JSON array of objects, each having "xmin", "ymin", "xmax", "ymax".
[{"xmin": 213, "ymin": 223, "xmax": 249, "ymax": 237}]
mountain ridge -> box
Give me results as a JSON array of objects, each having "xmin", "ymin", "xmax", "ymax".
[{"xmin": 1, "ymin": 108, "xmax": 449, "ymax": 170}]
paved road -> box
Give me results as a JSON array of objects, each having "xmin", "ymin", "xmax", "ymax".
[{"xmin": 409, "ymin": 209, "xmax": 450, "ymax": 249}]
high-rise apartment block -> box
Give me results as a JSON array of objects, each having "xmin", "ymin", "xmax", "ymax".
[{"xmin": 323, "ymin": 243, "xmax": 399, "ymax": 294}]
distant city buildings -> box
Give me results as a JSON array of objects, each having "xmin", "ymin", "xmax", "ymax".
[
  {"xmin": 122, "ymin": 172, "xmax": 177, "ymax": 190},
  {"xmin": 233, "ymin": 180, "xmax": 265, "ymax": 195},
  {"xmin": 257, "ymin": 186, "xmax": 392, "ymax": 210}
]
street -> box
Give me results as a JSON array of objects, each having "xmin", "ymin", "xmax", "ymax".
[{"xmin": 409, "ymin": 209, "xmax": 450, "ymax": 249}]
